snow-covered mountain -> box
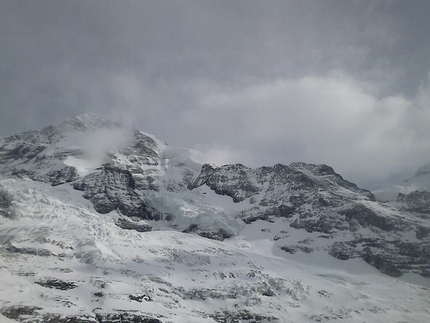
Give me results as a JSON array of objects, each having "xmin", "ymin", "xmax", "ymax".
[
  {"xmin": 372, "ymin": 161, "xmax": 430, "ymax": 225},
  {"xmin": 372, "ymin": 161, "xmax": 430, "ymax": 202},
  {"xmin": 404, "ymin": 162, "xmax": 430, "ymax": 191},
  {"xmin": 0, "ymin": 114, "xmax": 429, "ymax": 323}
]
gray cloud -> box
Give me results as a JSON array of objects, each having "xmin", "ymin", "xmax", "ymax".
[
  {"xmin": 183, "ymin": 73, "xmax": 430, "ymax": 187},
  {"xmin": 1, "ymin": 0, "xmax": 430, "ymax": 188}
]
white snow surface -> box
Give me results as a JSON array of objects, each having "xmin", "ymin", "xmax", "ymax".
[
  {"xmin": 0, "ymin": 178, "xmax": 429, "ymax": 322},
  {"xmin": 0, "ymin": 115, "xmax": 429, "ymax": 322}
]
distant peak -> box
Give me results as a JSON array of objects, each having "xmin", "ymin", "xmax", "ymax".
[
  {"xmin": 415, "ymin": 161, "xmax": 430, "ymax": 177},
  {"xmin": 59, "ymin": 114, "xmax": 122, "ymax": 132},
  {"xmin": 75, "ymin": 113, "xmax": 110, "ymax": 123}
]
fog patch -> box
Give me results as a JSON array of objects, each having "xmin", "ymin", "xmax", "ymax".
[{"xmin": 64, "ymin": 125, "xmax": 134, "ymax": 175}]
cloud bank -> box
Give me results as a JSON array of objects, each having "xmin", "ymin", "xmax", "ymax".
[
  {"xmin": 183, "ymin": 73, "xmax": 430, "ymax": 188},
  {"xmin": 1, "ymin": 1, "xmax": 430, "ymax": 189}
]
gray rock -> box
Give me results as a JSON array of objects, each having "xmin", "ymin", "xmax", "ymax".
[
  {"xmin": 116, "ymin": 217, "xmax": 152, "ymax": 232},
  {"xmin": 192, "ymin": 161, "xmax": 428, "ymax": 277},
  {"xmin": 192, "ymin": 163, "xmax": 261, "ymax": 202},
  {"xmin": 182, "ymin": 224, "xmax": 233, "ymax": 241},
  {"xmin": 36, "ymin": 278, "xmax": 78, "ymax": 290},
  {"xmin": 210, "ymin": 310, "xmax": 279, "ymax": 323},
  {"xmin": 198, "ymin": 229, "xmax": 233, "ymax": 241},
  {"xmin": 74, "ymin": 164, "xmax": 160, "ymax": 220},
  {"xmin": 48, "ymin": 166, "xmax": 79, "ymax": 186},
  {"xmin": 0, "ymin": 186, "xmax": 14, "ymax": 218},
  {"xmin": 6, "ymin": 244, "xmax": 52, "ymax": 256},
  {"xmin": 95, "ymin": 313, "xmax": 162, "ymax": 323},
  {"xmin": 340, "ymin": 204, "xmax": 397, "ymax": 231},
  {"xmin": 128, "ymin": 293, "xmax": 153, "ymax": 302},
  {"xmin": 398, "ymin": 190, "xmax": 430, "ymax": 214},
  {"xmin": 1, "ymin": 306, "xmax": 42, "ymax": 320},
  {"xmin": 280, "ymin": 245, "xmax": 314, "ymax": 254},
  {"xmin": 1, "ymin": 115, "xmax": 429, "ymax": 283},
  {"xmin": 0, "ymin": 306, "xmax": 99, "ymax": 323}
]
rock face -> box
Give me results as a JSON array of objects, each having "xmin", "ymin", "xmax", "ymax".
[
  {"xmin": 0, "ymin": 114, "xmax": 198, "ymax": 221},
  {"xmin": 210, "ymin": 310, "xmax": 278, "ymax": 323},
  {"xmin": 191, "ymin": 162, "xmax": 429, "ymax": 277},
  {"xmin": 0, "ymin": 115, "xmax": 429, "ymax": 279},
  {"xmin": 0, "ymin": 306, "xmax": 162, "ymax": 323},
  {"xmin": 0, "ymin": 114, "xmax": 430, "ymax": 322},
  {"xmin": 0, "ymin": 185, "xmax": 14, "ymax": 218},
  {"xmin": 116, "ymin": 216, "xmax": 152, "ymax": 232},
  {"xmin": 182, "ymin": 224, "xmax": 233, "ymax": 241},
  {"xmin": 192, "ymin": 162, "xmax": 376, "ymax": 228},
  {"xmin": 96, "ymin": 313, "xmax": 162, "ymax": 323},
  {"xmin": 49, "ymin": 166, "xmax": 80, "ymax": 186},
  {"xmin": 192, "ymin": 163, "xmax": 261, "ymax": 202},
  {"xmin": 398, "ymin": 190, "xmax": 430, "ymax": 215},
  {"xmin": 1, "ymin": 115, "xmax": 429, "ymax": 279},
  {"xmin": 35, "ymin": 278, "xmax": 78, "ymax": 290},
  {"xmin": 73, "ymin": 164, "xmax": 144, "ymax": 216},
  {"xmin": 192, "ymin": 162, "xmax": 375, "ymax": 215}
]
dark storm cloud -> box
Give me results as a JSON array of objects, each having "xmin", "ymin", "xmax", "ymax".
[{"xmin": 1, "ymin": 0, "xmax": 430, "ymax": 188}]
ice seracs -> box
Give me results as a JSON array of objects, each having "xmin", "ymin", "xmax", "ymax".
[{"xmin": 0, "ymin": 114, "xmax": 429, "ymax": 322}]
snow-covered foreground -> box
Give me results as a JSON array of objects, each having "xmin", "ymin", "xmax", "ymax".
[{"xmin": 1, "ymin": 178, "xmax": 429, "ymax": 323}]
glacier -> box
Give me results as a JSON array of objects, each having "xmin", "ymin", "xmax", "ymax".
[{"xmin": 0, "ymin": 114, "xmax": 429, "ymax": 322}]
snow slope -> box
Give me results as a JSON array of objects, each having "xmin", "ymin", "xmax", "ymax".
[
  {"xmin": 0, "ymin": 178, "xmax": 429, "ymax": 322},
  {"xmin": 0, "ymin": 114, "xmax": 429, "ymax": 322}
]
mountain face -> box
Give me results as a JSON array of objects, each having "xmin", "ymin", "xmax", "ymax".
[{"xmin": 0, "ymin": 114, "xmax": 429, "ymax": 323}]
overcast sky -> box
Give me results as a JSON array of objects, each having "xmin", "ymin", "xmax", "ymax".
[{"xmin": 1, "ymin": 0, "xmax": 430, "ymax": 189}]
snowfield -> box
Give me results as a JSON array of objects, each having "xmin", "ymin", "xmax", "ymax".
[
  {"xmin": 0, "ymin": 114, "xmax": 429, "ymax": 322},
  {"xmin": 0, "ymin": 177, "xmax": 429, "ymax": 323}
]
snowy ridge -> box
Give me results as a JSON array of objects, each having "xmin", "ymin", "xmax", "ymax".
[{"xmin": 0, "ymin": 114, "xmax": 429, "ymax": 322}]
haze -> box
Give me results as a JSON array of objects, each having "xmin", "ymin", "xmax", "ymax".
[{"xmin": 1, "ymin": 0, "xmax": 430, "ymax": 189}]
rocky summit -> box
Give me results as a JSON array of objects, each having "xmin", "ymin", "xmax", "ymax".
[{"xmin": 0, "ymin": 114, "xmax": 429, "ymax": 323}]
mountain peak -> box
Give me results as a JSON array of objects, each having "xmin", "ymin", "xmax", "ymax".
[
  {"xmin": 57, "ymin": 113, "xmax": 122, "ymax": 133},
  {"xmin": 400, "ymin": 161, "xmax": 430, "ymax": 191},
  {"xmin": 0, "ymin": 114, "xmax": 429, "ymax": 322},
  {"xmin": 415, "ymin": 161, "xmax": 430, "ymax": 177}
]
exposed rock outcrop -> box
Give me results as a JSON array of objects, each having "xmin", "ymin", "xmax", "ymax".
[
  {"xmin": 1, "ymin": 115, "xmax": 429, "ymax": 280},
  {"xmin": 398, "ymin": 190, "xmax": 430, "ymax": 215},
  {"xmin": 73, "ymin": 164, "xmax": 161, "ymax": 220},
  {"xmin": 192, "ymin": 162, "xmax": 429, "ymax": 277}
]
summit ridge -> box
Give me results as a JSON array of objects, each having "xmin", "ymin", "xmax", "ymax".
[{"xmin": 0, "ymin": 115, "xmax": 429, "ymax": 322}]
